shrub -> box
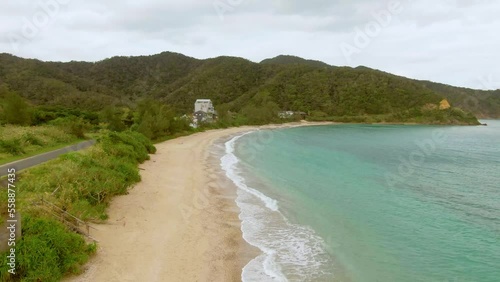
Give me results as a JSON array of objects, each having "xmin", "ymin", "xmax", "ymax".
[
  {"xmin": 0, "ymin": 216, "xmax": 95, "ymax": 282},
  {"xmin": 98, "ymin": 131, "xmax": 156, "ymax": 163},
  {"xmin": 22, "ymin": 132, "xmax": 45, "ymax": 146},
  {"xmin": 50, "ymin": 117, "xmax": 91, "ymax": 139},
  {"xmin": 0, "ymin": 139, "xmax": 25, "ymax": 155}
]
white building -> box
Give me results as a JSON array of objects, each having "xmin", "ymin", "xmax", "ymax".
[
  {"xmin": 278, "ymin": 111, "xmax": 295, "ymax": 119},
  {"xmin": 278, "ymin": 111, "xmax": 308, "ymax": 119},
  {"xmin": 193, "ymin": 99, "xmax": 217, "ymax": 127},
  {"xmin": 194, "ymin": 99, "xmax": 215, "ymax": 114}
]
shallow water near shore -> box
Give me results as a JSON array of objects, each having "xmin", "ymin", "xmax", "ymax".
[{"xmin": 222, "ymin": 121, "xmax": 500, "ymax": 281}]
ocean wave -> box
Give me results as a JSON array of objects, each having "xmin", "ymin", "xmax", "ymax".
[
  {"xmin": 220, "ymin": 132, "xmax": 334, "ymax": 282},
  {"xmin": 221, "ymin": 133, "xmax": 279, "ymax": 211}
]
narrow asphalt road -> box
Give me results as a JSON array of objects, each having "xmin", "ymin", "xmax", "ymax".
[{"xmin": 0, "ymin": 140, "xmax": 96, "ymax": 178}]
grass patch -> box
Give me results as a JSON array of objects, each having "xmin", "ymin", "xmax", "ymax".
[
  {"xmin": 0, "ymin": 125, "xmax": 82, "ymax": 164},
  {"xmin": 18, "ymin": 130, "xmax": 155, "ymax": 221},
  {"xmin": 0, "ymin": 139, "xmax": 25, "ymax": 155}
]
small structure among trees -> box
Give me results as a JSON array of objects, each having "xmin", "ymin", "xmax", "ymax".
[
  {"xmin": 278, "ymin": 111, "xmax": 307, "ymax": 120},
  {"xmin": 193, "ymin": 99, "xmax": 217, "ymax": 125}
]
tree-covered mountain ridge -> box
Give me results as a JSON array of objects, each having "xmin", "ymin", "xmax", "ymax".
[{"xmin": 1, "ymin": 52, "xmax": 498, "ymax": 124}]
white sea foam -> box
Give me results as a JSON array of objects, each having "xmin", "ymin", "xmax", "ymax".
[
  {"xmin": 221, "ymin": 133, "xmax": 279, "ymax": 211},
  {"xmin": 220, "ymin": 133, "xmax": 335, "ymax": 282}
]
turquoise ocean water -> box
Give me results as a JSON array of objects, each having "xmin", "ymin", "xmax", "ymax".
[{"xmin": 220, "ymin": 120, "xmax": 500, "ymax": 282}]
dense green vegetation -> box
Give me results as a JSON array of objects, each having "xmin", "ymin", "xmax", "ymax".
[
  {"xmin": 0, "ymin": 86, "xmax": 192, "ymax": 143},
  {"xmin": 0, "ymin": 216, "xmax": 96, "ymax": 282},
  {"xmin": 17, "ymin": 130, "xmax": 155, "ymax": 221},
  {"xmin": 419, "ymin": 81, "xmax": 500, "ymax": 119},
  {"xmin": 308, "ymin": 108, "xmax": 480, "ymax": 125},
  {"xmin": 0, "ymin": 52, "xmax": 497, "ymax": 124},
  {"xmin": 0, "ymin": 131, "xmax": 155, "ymax": 281}
]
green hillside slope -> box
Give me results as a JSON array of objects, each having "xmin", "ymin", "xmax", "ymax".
[{"xmin": 1, "ymin": 52, "xmax": 498, "ymax": 124}]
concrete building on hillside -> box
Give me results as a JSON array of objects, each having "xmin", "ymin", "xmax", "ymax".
[
  {"xmin": 193, "ymin": 99, "xmax": 217, "ymax": 126},
  {"xmin": 195, "ymin": 99, "xmax": 216, "ymax": 114}
]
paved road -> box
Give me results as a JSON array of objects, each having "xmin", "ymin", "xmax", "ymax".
[{"xmin": 0, "ymin": 140, "xmax": 96, "ymax": 178}]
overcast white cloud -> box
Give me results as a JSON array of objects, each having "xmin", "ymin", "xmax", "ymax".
[{"xmin": 0, "ymin": 0, "xmax": 499, "ymax": 89}]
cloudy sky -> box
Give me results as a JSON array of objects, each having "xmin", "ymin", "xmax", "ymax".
[{"xmin": 0, "ymin": 0, "xmax": 499, "ymax": 89}]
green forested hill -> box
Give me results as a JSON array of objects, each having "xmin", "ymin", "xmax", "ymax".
[
  {"xmin": 0, "ymin": 52, "xmax": 498, "ymax": 123},
  {"xmin": 419, "ymin": 81, "xmax": 500, "ymax": 119}
]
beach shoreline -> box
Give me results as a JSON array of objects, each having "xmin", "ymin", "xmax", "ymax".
[{"xmin": 64, "ymin": 122, "xmax": 333, "ymax": 282}]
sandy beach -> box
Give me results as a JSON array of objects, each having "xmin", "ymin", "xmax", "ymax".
[{"xmin": 65, "ymin": 122, "xmax": 330, "ymax": 282}]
